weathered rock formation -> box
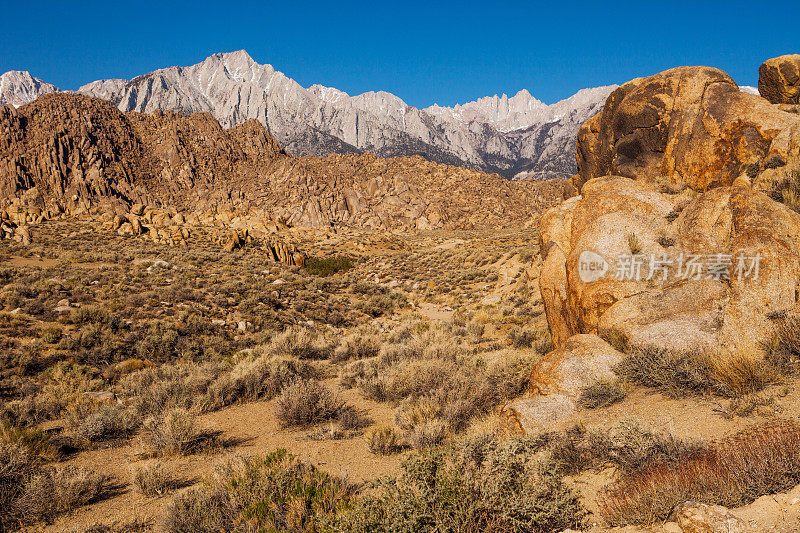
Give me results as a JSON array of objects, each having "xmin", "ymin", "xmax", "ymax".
[
  {"xmin": 571, "ymin": 66, "xmax": 800, "ymax": 193},
  {"xmin": 0, "ymin": 93, "xmax": 563, "ymax": 234},
  {"xmin": 759, "ymin": 54, "xmax": 800, "ymax": 105},
  {"xmin": 541, "ymin": 60, "xmax": 800, "ymax": 360}
]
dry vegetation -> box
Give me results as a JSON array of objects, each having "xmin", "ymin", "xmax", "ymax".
[
  {"xmin": 0, "ymin": 218, "xmax": 558, "ymax": 530},
  {"xmin": 3, "ymin": 215, "xmax": 800, "ymax": 531}
]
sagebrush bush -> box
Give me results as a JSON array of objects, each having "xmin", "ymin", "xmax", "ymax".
[
  {"xmin": 334, "ymin": 436, "xmax": 586, "ymax": 532},
  {"xmin": 548, "ymin": 421, "xmax": 706, "ymax": 477},
  {"xmin": 600, "ymin": 420, "xmax": 800, "ymax": 525},
  {"xmin": 140, "ymin": 408, "xmax": 200, "ymax": 456},
  {"xmin": 119, "ymin": 362, "xmax": 218, "ymax": 418},
  {"xmin": 275, "ymin": 378, "xmax": 344, "ymax": 428},
  {"xmin": 163, "ymin": 450, "xmax": 355, "ymax": 533},
  {"xmin": 11, "ymin": 465, "xmax": 109, "ymax": 527},
  {"xmin": 616, "ymin": 347, "xmax": 778, "ymax": 398},
  {"xmin": 577, "ymin": 380, "xmax": 627, "ymax": 409},
  {"xmin": 65, "ymin": 401, "xmax": 140, "ymax": 443},
  {"xmin": 267, "ymin": 326, "xmax": 336, "ymax": 359},
  {"xmin": 367, "ymin": 426, "xmax": 402, "ymax": 455},
  {"xmin": 132, "ymin": 461, "xmax": 176, "ymax": 497},
  {"xmin": 203, "ymin": 352, "xmax": 318, "ymax": 411}
]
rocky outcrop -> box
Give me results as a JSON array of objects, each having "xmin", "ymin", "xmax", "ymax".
[
  {"xmin": 759, "ymin": 54, "xmax": 800, "ymax": 104},
  {"xmin": 540, "ymin": 61, "xmax": 800, "ymax": 360},
  {"xmin": 573, "ymin": 66, "xmax": 800, "ymax": 192},
  {"xmin": 0, "ymin": 93, "xmax": 563, "ymax": 232},
  {"xmin": 502, "ymin": 334, "xmax": 623, "ymax": 434},
  {"xmin": 672, "ymin": 501, "xmax": 745, "ymax": 533},
  {"xmin": 0, "ymin": 51, "xmax": 614, "ymax": 179}
]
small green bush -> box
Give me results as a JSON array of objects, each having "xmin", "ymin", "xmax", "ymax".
[{"xmin": 304, "ymin": 255, "xmax": 355, "ymax": 276}]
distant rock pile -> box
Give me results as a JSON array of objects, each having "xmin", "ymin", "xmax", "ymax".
[{"xmin": 0, "ymin": 93, "xmax": 564, "ymax": 240}]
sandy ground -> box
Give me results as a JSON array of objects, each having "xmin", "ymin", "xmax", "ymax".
[{"xmin": 32, "ymin": 384, "xmax": 401, "ymax": 532}]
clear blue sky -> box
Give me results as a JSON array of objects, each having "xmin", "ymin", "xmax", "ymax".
[{"xmin": 1, "ymin": 0, "xmax": 798, "ymax": 108}]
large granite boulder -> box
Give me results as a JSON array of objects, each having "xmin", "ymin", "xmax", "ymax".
[
  {"xmin": 574, "ymin": 66, "xmax": 800, "ymax": 193},
  {"xmin": 540, "ymin": 175, "xmax": 800, "ymax": 355},
  {"xmin": 759, "ymin": 54, "xmax": 800, "ymax": 105}
]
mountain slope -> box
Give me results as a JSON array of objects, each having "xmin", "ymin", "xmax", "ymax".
[
  {"xmin": 0, "ymin": 51, "xmax": 617, "ymax": 178},
  {"xmin": 0, "ymin": 93, "xmax": 563, "ymax": 230}
]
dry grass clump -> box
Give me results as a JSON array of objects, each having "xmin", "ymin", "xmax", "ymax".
[
  {"xmin": 335, "ymin": 436, "xmax": 586, "ymax": 532},
  {"xmin": 366, "ymin": 426, "xmax": 402, "ymax": 455},
  {"xmin": 275, "ymin": 378, "xmax": 344, "ymax": 428},
  {"xmin": 163, "ymin": 450, "xmax": 355, "ymax": 533},
  {"xmin": 203, "ymin": 352, "xmax": 319, "ymax": 411},
  {"xmin": 616, "ymin": 347, "xmax": 778, "ymax": 398},
  {"xmin": 765, "ymin": 313, "xmax": 800, "ymax": 373},
  {"xmin": 577, "ymin": 380, "xmax": 627, "ymax": 409},
  {"xmin": 2, "ymin": 455, "xmax": 110, "ymax": 529},
  {"xmin": 65, "ymin": 401, "xmax": 140, "ymax": 444},
  {"xmin": 266, "ymin": 326, "xmax": 337, "ymax": 360},
  {"xmin": 139, "ymin": 408, "xmax": 202, "ymax": 456},
  {"xmin": 132, "ymin": 461, "xmax": 177, "ymax": 497},
  {"xmin": 600, "ymin": 420, "xmax": 800, "ymax": 525}
]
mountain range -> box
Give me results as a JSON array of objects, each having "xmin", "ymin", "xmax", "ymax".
[{"xmin": 0, "ymin": 51, "xmax": 617, "ymax": 179}]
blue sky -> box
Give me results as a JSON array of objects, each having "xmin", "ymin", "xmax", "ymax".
[{"xmin": 1, "ymin": 0, "xmax": 798, "ymax": 108}]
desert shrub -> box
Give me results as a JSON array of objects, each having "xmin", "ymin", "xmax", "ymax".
[
  {"xmin": 132, "ymin": 461, "xmax": 176, "ymax": 497},
  {"xmin": 304, "ymin": 255, "xmax": 354, "ymax": 276},
  {"xmin": 275, "ymin": 378, "xmax": 344, "ymax": 428},
  {"xmin": 367, "ymin": 426, "xmax": 402, "ymax": 455},
  {"xmin": 772, "ymin": 169, "xmax": 800, "ymax": 213},
  {"xmin": 336, "ymin": 406, "xmax": 372, "ymax": 431},
  {"xmin": 266, "ymin": 326, "xmax": 336, "ymax": 359},
  {"xmin": 577, "ymin": 380, "xmax": 627, "ymax": 409},
  {"xmin": 119, "ymin": 362, "xmax": 217, "ymax": 418},
  {"xmin": 11, "ymin": 465, "xmax": 109, "ymax": 526},
  {"xmin": 140, "ymin": 408, "xmax": 200, "ymax": 456},
  {"xmin": 548, "ymin": 421, "xmax": 707, "ymax": 477},
  {"xmin": 334, "ymin": 436, "xmax": 586, "ymax": 532},
  {"xmin": 0, "ymin": 443, "xmax": 38, "ymax": 530},
  {"xmin": 203, "ymin": 353, "xmax": 318, "ymax": 411},
  {"xmin": 600, "ymin": 420, "xmax": 800, "ymax": 525},
  {"xmin": 508, "ymin": 326, "xmax": 536, "ymax": 348},
  {"xmin": 163, "ymin": 450, "xmax": 355, "ymax": 533},
  {"xmin": 764, "ymin": 314, "xmax": 800, "ymax": 374},
  {"xmin": 351, "ymin": 281, "xmax": 387, "ymax": 295},
  {"xmin": 332, "ymin": 329, "xmax": 381, "ymax": 362},
  {"xmin": 39, "ymin": 326, "xmax": 62, "ymax": 344},
  {"xmin": 65, "ymin": 401, "xmax": 140, "ymax": 443},
  {"xmin": 616, "ymin": 347, "xmax": 777, "ymax": 398},
  {"xmin": 0, "ymin": 421, "xmax": 54, "ymax": 460}
]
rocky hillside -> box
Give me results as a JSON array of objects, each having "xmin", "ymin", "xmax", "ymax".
[
  {"xmin": 0, "ymin": 51, "xmax": 616, "ymax": 179},
  {"xmin": 0, "ymin": 93, "xmax": 563, "ymax": 231}
]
